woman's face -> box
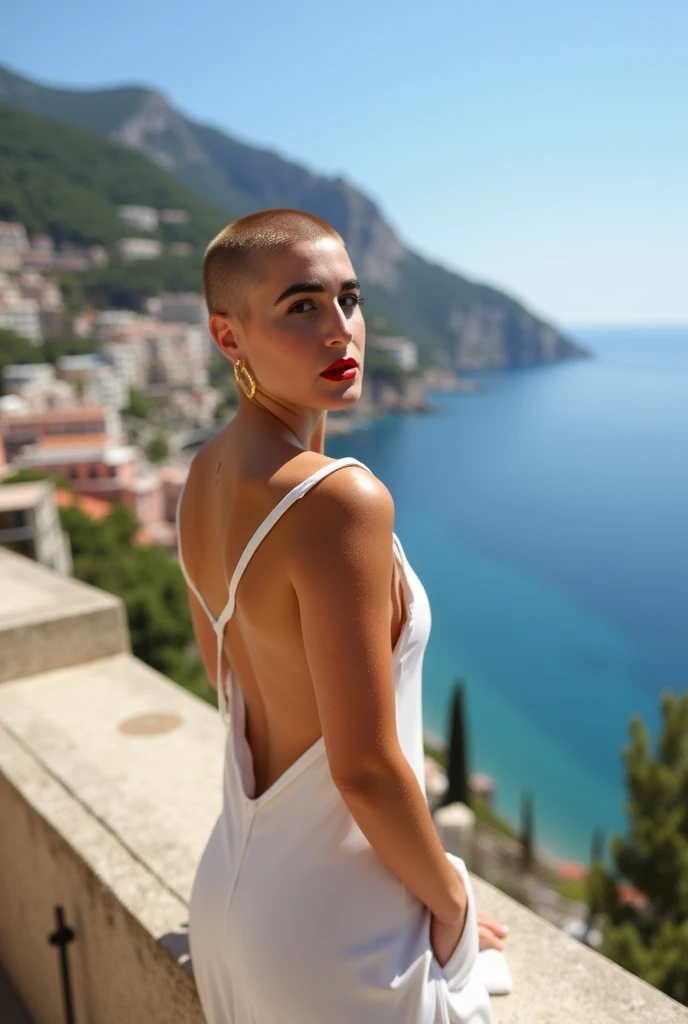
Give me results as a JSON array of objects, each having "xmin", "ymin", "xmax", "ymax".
[{"xmin": 231, "ymin": 236, "xmax": 366, "ymax": 412}]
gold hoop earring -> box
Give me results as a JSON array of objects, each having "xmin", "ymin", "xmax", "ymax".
[{"xmin": 234, "ymin": 359, "xmax": 256, "ymax": 400}]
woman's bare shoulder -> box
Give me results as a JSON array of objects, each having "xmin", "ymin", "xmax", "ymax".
[{"xmin": 286, "ymin": 457, "xmax": 395, "ymax": 552}]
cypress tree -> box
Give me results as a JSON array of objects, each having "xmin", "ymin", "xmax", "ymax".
[
  {"xmin": 591, "ymin": 826, "xmax": 605, "ymax": 864},
  {"xmin": 586, "ymin": 827, "xmax": 608, "ymax": 929},
  {"xmin": 595, "ymin": 691, "xmax": 688, "ymax": 1005},
  {"xmin": 520, "ymin": 790, "xmax": 535, "ymax": 873},
  {"xmin": 444, "ymin": 679, "xmax": 470, "ymax": 806}
]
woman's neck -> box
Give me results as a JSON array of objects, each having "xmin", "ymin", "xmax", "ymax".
[{"xmin": 237, "ymin": 395, "xmax": 327, "ymax": 454}]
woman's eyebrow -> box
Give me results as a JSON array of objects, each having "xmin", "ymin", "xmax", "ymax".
[
  {"xmin": 273, "ymin": 278, "xmax": 361, "ymax": 306},
  {"xmin": 274, "ymin": 281, "xmax": 323, "ymax": 305}
]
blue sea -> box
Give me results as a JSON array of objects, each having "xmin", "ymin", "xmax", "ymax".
[{"xmin": 326, "ymin": 325, "xmax": 688, "ymax": 863}]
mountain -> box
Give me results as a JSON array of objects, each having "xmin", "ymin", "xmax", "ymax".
[
  {"xmin": 0, "ymin": 101, "xmax": 226, "ymax": 249},
  {"xmin": 0, "ymin": 63, "xmax": 590, "ymax": 369}
]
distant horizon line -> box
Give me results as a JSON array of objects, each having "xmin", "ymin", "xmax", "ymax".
[{"xmin": 563, "ymin": 321, "xmax": 688, "ymax": 331}]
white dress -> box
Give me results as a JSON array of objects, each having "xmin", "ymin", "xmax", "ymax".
[{"xmin": 177, "ymin": 457, "xmax": 495, "ymax": 1024}]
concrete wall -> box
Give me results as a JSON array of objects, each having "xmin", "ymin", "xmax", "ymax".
[
  {"xmin": 1, "ymin": 550, "xmax": 686, "ymax": 1024},
  {"xmin": 0, "ymin": 726, "xmax": 202, "ymax": 1024},
  {"xmin": 0, "ymin": 547, "xmax": 129, "ymax": 683}
]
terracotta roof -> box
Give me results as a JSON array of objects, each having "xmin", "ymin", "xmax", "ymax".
[
  {"xmin": 55, "ymin": 488, "xmax": 112, "ymax": 521},
  {"xmin": 3, "ymin": 407, "xmax": 106, "ymax": 424},
  {"xmin": 557, "ymin": 861, "xmax": 588, "ymax": 882},
  {"xmin": 135, "ymin": 521, "xmax": 177, "ymax": 547},
  {"xmin": 617, "ymin": 882, "xmax": 647, "ymax": 907},
  {"xmin": 38, "ymin": 433, "xmax": 109, "ymax": 449}
]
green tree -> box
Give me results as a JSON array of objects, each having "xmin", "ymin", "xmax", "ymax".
[
  {"xmin": 3, "ymin": 467, "xmax": 72, "ymax": 491},
  {"xmin": 520, "ymin": 790, "xmax": 535, "ymax": 873},
  {"xmin": 443, "ymin": 679, "xmax": 470, "ymax": 806},
  {"xmin": 586, "ymin": 827, "xmax": 614, "ymax": 928},
  {"xmin": 124, "ymin": 388, "xmax": 153, "ymax": 419},
  {"xmin": 41, "ymin": 335, "xmax": 95, "ymax": 362},
  {"xmin": 595, "ymin": 691, "xmax": 688, "ymax": 1005},
  {"xmin": 59, "ymin": 499, "xmax": 212, "ymax": 700},
  {"xmin": 0, "ymin": 327, "xmax": 42, "ymax": 376},
  {"xmin": 0, "ymin": 327, "xmax": 98, "ymax": 382},
  {"xmin": 146, "ymin": 431, "xmax": 169, "ymax": 463},
  {"xmin": 2, "ymin": 469, "xmax": 213, "ymax": 702}
]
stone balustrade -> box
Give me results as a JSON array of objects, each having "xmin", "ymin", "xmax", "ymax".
[{"xmin": 0, "ymin": 548, "xmax": 685, "ymax": 1024}]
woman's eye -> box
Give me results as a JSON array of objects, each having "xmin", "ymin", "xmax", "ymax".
[
  {"xmin": 288, "ymin": 299, "xmax": 317, "ymax": 314},
  {"xmin": 287, "ymin": 295, "xmax": 364, "ymax": 314}
]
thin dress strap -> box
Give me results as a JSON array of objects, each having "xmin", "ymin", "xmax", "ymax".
[{"xmin": 177, "ymin": 456, "xmax": 372, "ymax": 724}]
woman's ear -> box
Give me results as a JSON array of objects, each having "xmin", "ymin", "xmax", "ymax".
[{"xmin": 209, "ymin": 314, "xmax": 240, "ymax": 362}]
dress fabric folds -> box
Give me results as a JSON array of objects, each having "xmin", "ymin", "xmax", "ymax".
[{"xmin": 177, "ymin": 457, "xmax": 494, "ymax": 1024}]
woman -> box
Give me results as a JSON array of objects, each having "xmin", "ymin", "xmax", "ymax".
[{"xmin": 177, "ymin": 208, "xmax": 508, "ymax": 1023}]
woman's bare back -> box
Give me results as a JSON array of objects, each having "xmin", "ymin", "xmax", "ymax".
[{"xmin": 178, "ymin": 422, "xmax": 408, "ymax": 798}]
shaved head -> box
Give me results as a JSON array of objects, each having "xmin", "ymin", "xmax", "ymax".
[{"xmin": 203, "ymin": 208, "xmax": 345, "ymax": 324}]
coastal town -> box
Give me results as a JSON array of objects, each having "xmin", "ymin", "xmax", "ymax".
[{"xmin": 0, "ymin": 211, "xmax": 472, "ymax": 560}]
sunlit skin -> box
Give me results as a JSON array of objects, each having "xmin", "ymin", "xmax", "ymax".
[
  {"xmin": 209, "ymin": 236, "xmax": 365, "ymax": 448},
  {"xmin": 197, "ymin": 233, "xmax": 509, "ymax": 958}
]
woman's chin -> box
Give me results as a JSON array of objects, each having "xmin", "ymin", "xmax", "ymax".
[{"xmin": 321, "ymin": 384, "xmax": 363, "ymax": 411}]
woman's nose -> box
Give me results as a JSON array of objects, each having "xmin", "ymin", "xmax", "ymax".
[{"xmin": 328, "ymin": 301, "xmax": 355, "ymax": 343}]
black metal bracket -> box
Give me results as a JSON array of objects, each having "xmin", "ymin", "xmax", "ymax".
[{"xmin": 48, "ymin": 904, "xmax": 75, "ymax": 1024}]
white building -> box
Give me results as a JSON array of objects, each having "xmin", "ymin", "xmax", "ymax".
[
  {"xmin": 1, "ymin": 363, "xmax": 77, "ymax": 414},
  {"xmin": 102, "ymin": 341, "xmax": 147, "ymax": 392},
  {"xmin": 146, "ymin": 325, "xmax": 209, "ymax": 388},
  {"xmin": 90, "ymin": 309, "xmax": 140, "ymax": 342},
  {"xmin": 147, "ymin": 292, "xmax": 207, "ymax": 325},
  {"xmin": 117, "ymin": 238, "xmax": 163, "ymax": 262},
  {"xmin": 159, "ymin": 209, "xmax": 190, "ymax": 225},
  {"xmin": 23, "ymin": 236, "xmax": 56, "ymax": 271},
  {"xmin": 87, "ymin": 365, "xmax": 128, "ymax": 411},
  {"xmin": 56, "ymin": 355, "xmax": 129, "ymax": 412},
  {"xmin": 0, "ymin": 222, "xmax": 29, "ymax": 253},
  {"xmin": 0, "ymin": 294, "xmax": 42, "ymax": 343},
  {"xmin": 17, "ymin": 271, "xmax": 62, "ymax": 312},
  {"xmin": 31, "ymin": 236, "xmax": 55, "ymax": 256},
  {"xmin": 13, "ymin": 270, "xmax": 64, "ymax": 335},
  {"xmin": 3, "ymin": 364, "xmax": 56, "ymax": 394},
  {"xmin": 0, "ymin": 481, "xmax": 72, "ymax": 574},
  {"xmin": 117, "ymin": 206, "xmax": 159, "ymax": 232},
  {"xmin": 368, "ymin": 335, "xmax": 418, "ymax": 372}
]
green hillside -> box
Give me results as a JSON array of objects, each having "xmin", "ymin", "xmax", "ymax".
[
  {"xmin": 0, "ymin": 100, "xmax": 228, "ymax": 248},
  {"xmin": 0, "ymin": 64, "xmax": 148, "ymax": 136},
  {"xmin": 0, "ymin": 66, "xmax": 590, "ymax": 366}
]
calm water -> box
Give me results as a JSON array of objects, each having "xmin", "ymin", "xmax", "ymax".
[{"xmin": 327, "ymin": 325, "xmax": 688, "ymax": 863}]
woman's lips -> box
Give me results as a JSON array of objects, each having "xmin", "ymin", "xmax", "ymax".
[
  {"xmin": 320, "ymin": 365, "xmax": 359, "ymax": 381},
  {"xmin": 320, "ymin": 359, "xmax": 359, "ymax": 381}
]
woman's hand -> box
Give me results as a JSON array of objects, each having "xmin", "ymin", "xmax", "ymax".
[
  {"xmin": 431, "ymin": 907, "xmax": 510, "ymax": 968},
  {"xmin": 429, "ymin": 905, "xmax": 468, "ymax": 969},
  {"xmin": 477, "ymin": 910, "xmax": 509, "ymax": 951}
]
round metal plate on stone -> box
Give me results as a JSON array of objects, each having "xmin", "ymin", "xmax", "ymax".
[{"xmin": 118, "ymin": 711, "xmax": 183, "ymax": 736}]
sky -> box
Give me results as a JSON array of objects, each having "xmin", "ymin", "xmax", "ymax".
[{"xmin": 2, "ymin": 1, "xmax": 687, "ymax": 328}]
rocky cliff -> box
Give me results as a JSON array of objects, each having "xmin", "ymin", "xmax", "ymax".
[{"xmin": 0, "ymin": 64, "xmax": 590, "ymax": 370}]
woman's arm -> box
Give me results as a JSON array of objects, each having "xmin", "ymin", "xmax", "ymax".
[{"xmin": 288, "ymin": 466, "xmax": 467, "ymax": 931}]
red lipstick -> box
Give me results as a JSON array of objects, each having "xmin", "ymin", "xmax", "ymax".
[{"xmin": 320, "ymin": 357, "xmax": 359, "ymax": 381}]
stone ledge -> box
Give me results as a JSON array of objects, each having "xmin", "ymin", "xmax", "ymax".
[
  {"xmin": 0, "ymin": 548, "xmax": 129, "ymax": 682},
  {"xmin": 0, "ymin": 725, "xmax": 203, "ymax": 1024},
  {"xmin": 1, "ymin": 651, "xmax": 685, "ymax": 1023},
  {"xmin": 470, "ymin": 872, "xmax": 686, "ymax": 1022},
  {"xmin": 0, "ymin": 652, "xmax": 225, "ymax": 904}
]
